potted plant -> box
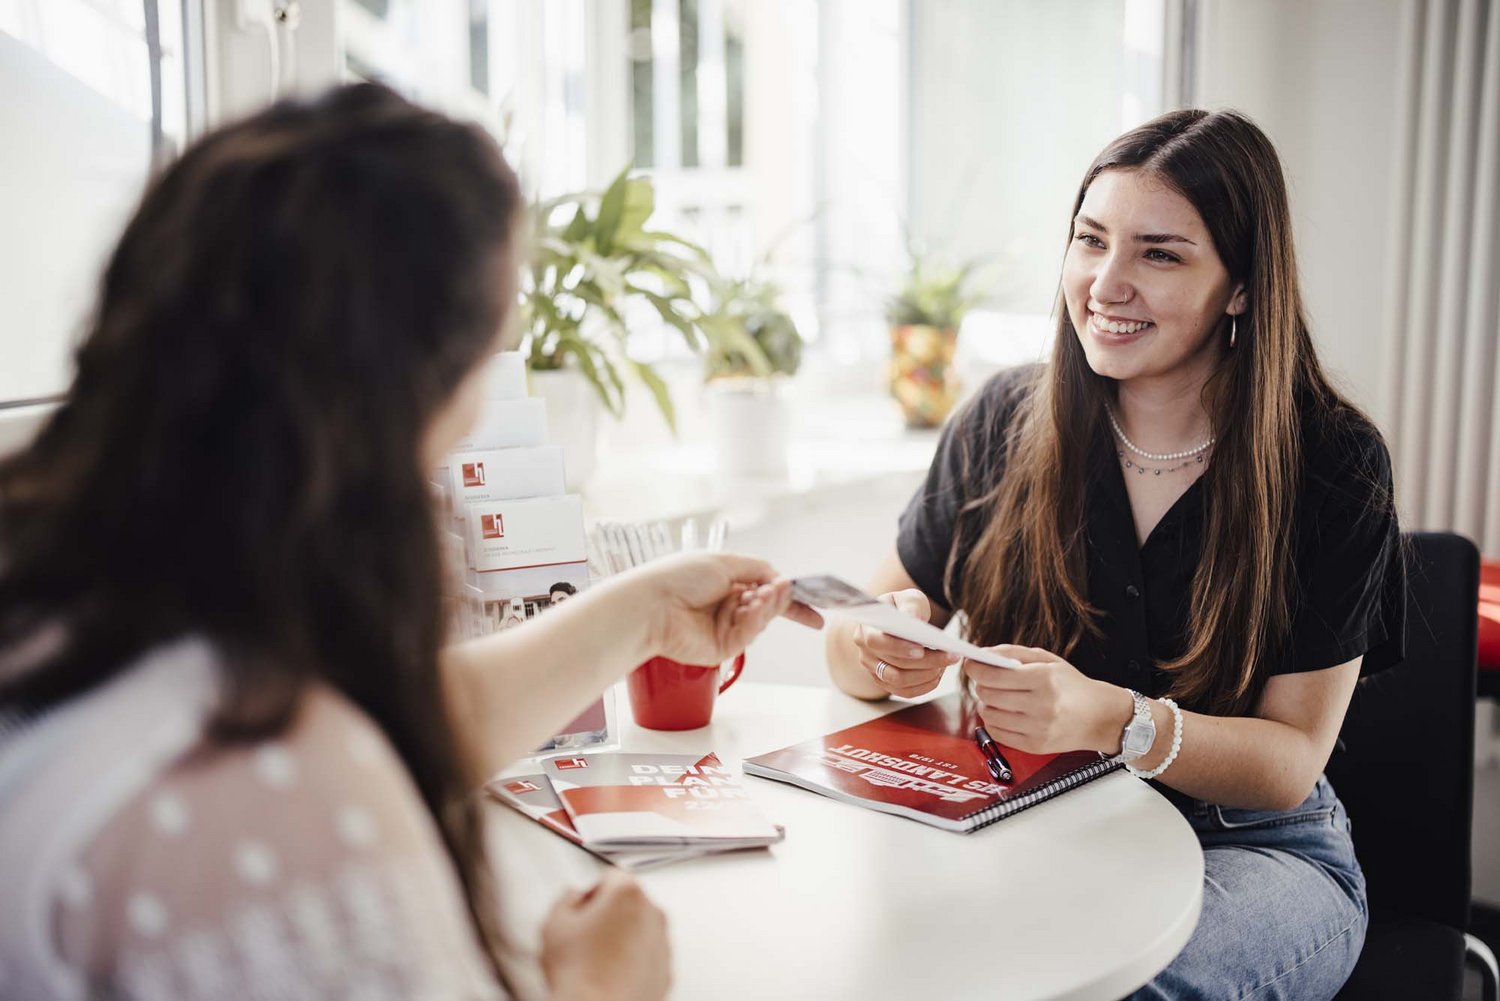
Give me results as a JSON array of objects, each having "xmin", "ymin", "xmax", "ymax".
[
  {"xmin": 520, "ymin": 168, "xmax": 769, "ymax": 486},
  {"xmin": 700, "ymin": 276, "xmax": 804, "ymax": 477},
  {"xmin": 884, "ymin": 255, "xmax": 988, "ymax": 428}
]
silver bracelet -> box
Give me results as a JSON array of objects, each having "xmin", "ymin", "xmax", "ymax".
[{"xmin": 1125, "ymin": 697, "xmax": 1182, "ymax": 781}]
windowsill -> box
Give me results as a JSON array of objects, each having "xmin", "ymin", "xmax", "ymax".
[
  {"xmin": 581, "ymin": 381, "xmax": 941, "ymax": 528},
  {"xmin": 581, "ymin": 310, "xmax": 1053, "ymax": 528}
]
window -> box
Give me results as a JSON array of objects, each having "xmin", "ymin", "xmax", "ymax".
[
  {"xmin": 629, "ymin": 0, "xmax": 745, "ymax": 172},
  {"xmin": 628, "ymin": 0, "xmax": 750, "ymax": 272},
  {"xmin": 0, "ymin": 0, "xmax": 198, "ymax": 404},
  {"xmin": 0, "ymin": 0, "xmax": 192, "ymax": 150}
]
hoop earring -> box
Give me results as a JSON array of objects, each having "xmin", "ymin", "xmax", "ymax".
[{"xmin": 1229, "ymin": 316, "xmax": 1238, "ymax": 349}]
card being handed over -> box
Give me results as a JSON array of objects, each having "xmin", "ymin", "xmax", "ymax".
[{"xmin": 789, "ymin": 575, "xmax": 1021, "ymax": 670}]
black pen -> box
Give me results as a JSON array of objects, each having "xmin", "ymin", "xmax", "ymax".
[{"xmin": 973, "ymin": 725, "xmax": 1014, "ymax": 784}]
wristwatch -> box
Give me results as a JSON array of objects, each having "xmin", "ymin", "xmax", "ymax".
[{"xmin": 1120, "ymin": 689, "xmax": 1157, "ymax": 763}]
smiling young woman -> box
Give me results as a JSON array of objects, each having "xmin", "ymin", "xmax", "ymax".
[{"xmin": 827, "ymin": 109, "xmax": 1404, "ymax": 1000}]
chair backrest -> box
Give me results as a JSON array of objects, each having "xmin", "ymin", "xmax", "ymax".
[{"xmin": 1324, "ymin": 531, "xmax": 1479, "ymax": 932}]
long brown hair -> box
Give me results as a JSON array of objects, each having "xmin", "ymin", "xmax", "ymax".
[
  {"xmin": 955, "ymin": 109, "xmax": 1372, "ymax": 716},
  {"xmin": 0, "ymin": 85, "xmax": 521, "ymax": 977}
]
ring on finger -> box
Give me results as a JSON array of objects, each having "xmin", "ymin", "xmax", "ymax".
[{"xmin": 875, "ymin": 659, "xmax": 888, "ymax": 682}]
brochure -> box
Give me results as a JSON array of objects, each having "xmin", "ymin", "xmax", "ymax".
[
  {"xmin": 484, "ymin": 773, "xmax": 741, "ymax": 870},
  {"xmin": 542, "ymin": 752, "xmax": 784, "ymax": 850}
]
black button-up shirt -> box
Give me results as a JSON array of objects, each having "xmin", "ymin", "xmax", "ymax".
[{"xmin": 897, "ymin": 365, "xmax": 1405, "ymax": 714}]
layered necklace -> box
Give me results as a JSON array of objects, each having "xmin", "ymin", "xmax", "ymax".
[{"xmin": 1106, "ymin": 406, "xmax": 1214, "ymax": 476}]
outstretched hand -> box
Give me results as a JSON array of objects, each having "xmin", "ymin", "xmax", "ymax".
[{"xmin": 633, "ymin": 552, "xmax": 823, "ymax": 667}]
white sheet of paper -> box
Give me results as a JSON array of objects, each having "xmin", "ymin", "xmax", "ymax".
[{"xmin": 790, "ymin": 575, "xmax": 1021, "ymax": 669}]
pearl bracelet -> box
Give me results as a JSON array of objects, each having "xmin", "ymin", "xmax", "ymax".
[{"xmin": 1125, "ymin": 697, "xmax": 1182, "ymax": 781}]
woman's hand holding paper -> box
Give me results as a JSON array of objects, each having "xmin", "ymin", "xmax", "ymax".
[
  {"xmin": 636, "ymin": 552, "xmax": 824, "ymax": 668},
  {"xmin": 963, "ymin": 645, "xmax": 1132, "ymax": 755},
  {"xmin": 851, "ymin": 589, "xmax": 961, "ymax": 698}
]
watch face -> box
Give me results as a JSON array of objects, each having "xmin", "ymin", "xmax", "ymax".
[{"xmin": 1123, "ymin": 723, "xmax": 1155, "ymax": 758}]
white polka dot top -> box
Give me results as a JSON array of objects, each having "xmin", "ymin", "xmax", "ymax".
[{"xmin": 0, "ymin": 638, "xmax": 504, "ymax": 1000}]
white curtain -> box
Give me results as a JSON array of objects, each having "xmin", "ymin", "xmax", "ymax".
[{"xmin": 1384, "ymin": 0, "xmax": 1500, "ymax": 555}]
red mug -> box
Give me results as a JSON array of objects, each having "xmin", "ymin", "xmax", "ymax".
[{"xmin": 627, "ymin": 653, "xmax": 746, "ymax": 731}]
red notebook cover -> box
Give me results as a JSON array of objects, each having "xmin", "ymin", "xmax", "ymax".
[{"xmin": 742, "ymin": 693, "xmax": 1121, "ymax": 832}]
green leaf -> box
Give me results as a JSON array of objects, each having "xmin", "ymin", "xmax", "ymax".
[
  {"xmin": 575, "ymin": 247, "xmax": 629, "ymax": 300},
  {"xmin": 630, "ymin": 359, "xmax": 677, "ymax": 433},
  {"xmin": 573, "ymin": 286, "xmax": 631, "ymax": 347},
  {"xmin": 639, "ymin": 290, "xmax": 704, "ymax": 350},
  {"xmin": 616, "ymin": 177, "xmax": 655, "ymax": 242},
  {"xmin": 636, "ymin": 230, "xmax": 713, "ymax": 265},
  {"xmin": 627, "ymin": 265, "xmax": 693, "ymax": 299},
  {"xmin": 561, "ymin": 205, "xmax": 591, "ymax": 243},
  {"xmin": 593, "ymin": 166, "xmax": 632, "ymax": 256},
  {"xmin": 700, "ymin": 313, "xmax": 773, "ymax": 377},
  {"xmin": 554, "ymin": 334, "xmax": 624, "ymax": 417}
]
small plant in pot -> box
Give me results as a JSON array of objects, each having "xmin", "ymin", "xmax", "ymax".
[
  {"xmin": 884, "ymin": 255, "xmax": 988, "ymax": 429},
  {"xmin": 701, "ymin": 275, "xmax": 804, "ymax": 477},
  {"xmin": 519, "ymin": 167, "xmax": 768, "ymax": 485}
]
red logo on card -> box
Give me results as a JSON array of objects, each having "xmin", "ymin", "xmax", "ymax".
[
  {"xmin": 462, "ymin": 462, "xmax": 486, "ymax": 487},
  {"xmin": 505, "ymin": 780, "xmax": 540, "ymax": 794},
  {"xmin": 553, "ymin": 757, "xmax": 589, "ymax": 770},
  {"xmin": 481, "ymin": 514, "xmax": 505, "ymax": 539}
]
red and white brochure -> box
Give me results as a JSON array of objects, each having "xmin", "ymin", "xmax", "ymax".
[
  {"xmin": 743, "ymin": 693, "xmax": 1120, "ymax": 833},
  {"xmin": 541, "ymin": 753, "xmax": 783, "ymax": 850},
  {"xmin": 483, "ymin": 773, "xmax": 759, "ymax": 870}
]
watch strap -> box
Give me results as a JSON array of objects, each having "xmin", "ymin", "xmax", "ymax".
[{"xmin": 1120, "ymin": 689, "xmax": 1156, "ymax": 762}]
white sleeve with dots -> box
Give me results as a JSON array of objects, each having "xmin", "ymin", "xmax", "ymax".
[{"xmin": 0, "ymin": 639, "xmax": 508, "ymax": 1000}]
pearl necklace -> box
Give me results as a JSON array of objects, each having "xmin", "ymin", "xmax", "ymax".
[{"xmin": 1106, "ymin": 407, "xmax": 1215, "ymax": 462}]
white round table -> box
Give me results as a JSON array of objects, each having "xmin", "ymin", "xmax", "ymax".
[{"xmin": 487, "ymin": 682, "xmax": 1203, "ymax": 1001}]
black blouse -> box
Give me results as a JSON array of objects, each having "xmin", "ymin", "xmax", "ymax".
[{"xmin": 897, "ymin": 365, "xmax": 1406, "ymax": 713}]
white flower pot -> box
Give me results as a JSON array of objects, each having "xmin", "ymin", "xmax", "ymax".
[
  {"xmin": 705, "ymin": 377, "xmax": 790, "ymax": 478},
  {"xmin": 529, "ymin": 367, "xmax": 602, "ymax": 490}
]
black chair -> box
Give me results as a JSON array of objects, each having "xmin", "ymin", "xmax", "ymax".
[{"xmin": 1329, "ymin": 532, "xmax": 1498, "ymax": 1000}]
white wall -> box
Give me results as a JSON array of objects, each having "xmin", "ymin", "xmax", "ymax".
[{"xmin": 1195, "ymin": 0, "xmax": 1407, "ymax": 429}]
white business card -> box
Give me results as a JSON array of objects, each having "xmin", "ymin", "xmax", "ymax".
[
  {"xmin": 450, "ymin": 397, "xmax": 548, "ymax": 453},
  {"xmin": 449, "ymin": 445, "xmax": 566, "ymax": 505},
  {"xmin": 465, "ymin": 494, "xmax": 586, "ymax": 573},
  {"xmin": 789, "ymin": 574, "xmax": 1021, "ymax": 669},
  {"xmin": 482, "ymin": 351, "xmax": 528, "ymax": 400}
]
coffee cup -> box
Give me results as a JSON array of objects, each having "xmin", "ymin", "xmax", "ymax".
[{"xmin": 626, "ymin": 653, "xmax": 746, "ymax": 731}]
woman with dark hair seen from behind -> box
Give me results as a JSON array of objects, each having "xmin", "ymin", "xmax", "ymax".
[
  {"xmin": 828, "ymin": 109, "xmax": 1404, "ymax": 999},
  {"xmin": 0, "ymin": 83, "xmax": 819, "ymax": 1000}
]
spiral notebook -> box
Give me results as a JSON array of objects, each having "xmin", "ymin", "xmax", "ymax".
[{"xmin": 742, "ymin": 693, "xmax": 1121, "ymax": 833}]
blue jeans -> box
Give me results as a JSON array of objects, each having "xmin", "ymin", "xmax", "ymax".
[{"xmin": 1126, "ymin": 775, "xmax": 1367, "ymax": 1000}]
